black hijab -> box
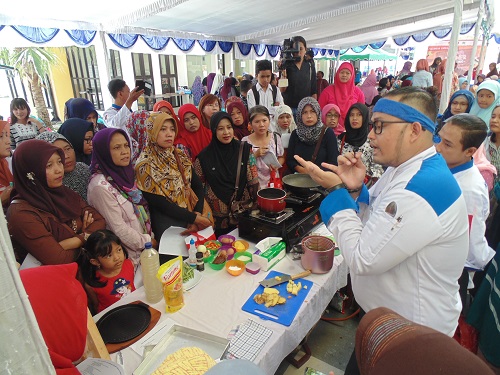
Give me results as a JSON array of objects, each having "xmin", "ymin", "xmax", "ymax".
[
  {"xmin": 342, "ymin": 103, "xmax": 370, "ymax": 147},
  {"xmin": 58, "ymin": 118, "xmax": 94, "ymax": 165},
  {"xmin": 198, "ymin": 111, "xmax": 251, "ymax": 204}
]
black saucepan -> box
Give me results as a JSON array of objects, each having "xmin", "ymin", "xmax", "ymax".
[{"xmin": 282, "ymin": 174, "xmax": 327, "ymax": 197}]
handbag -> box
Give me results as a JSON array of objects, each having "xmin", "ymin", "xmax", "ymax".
[
  {"xmin": 229, "ymin": 142, "xmax": 253, "ymax": 226},
  {"xmin": 453, "ymin": 315, "xmax": 478, "ymax": 353},
  {"xmin": 173, "ymin": 149, "xmax": 214, "ymax": 226}
]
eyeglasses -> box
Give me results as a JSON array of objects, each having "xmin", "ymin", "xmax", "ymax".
[
  {"xmin": 326, "ymin": 113, "xmax": 339, "ymax": 118},
  {"xmin": 84, "ymin": 137, "xmax": 93, "ymax": 144},
  {"xmin": 371, "ymin": 120, "xmax": 410, "ymax": 135}
]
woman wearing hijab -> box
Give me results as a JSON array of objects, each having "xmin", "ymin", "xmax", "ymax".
[
  {"xmin": 194, "ymin": 112, "xmax": 259, "ymax": 236},
  {"xmin": 411, "ymin": 59, "xmax": 433, "ymax": 88},
  {"xmin": 58, "ymin": 118, "xmax": 94, "ymax": 165},
  {"xmin": 153, "ymin": 100, "xmax": 175, "ymax": 116},
  {"xmin": 7, "ymin": 140, "xmax": 105, "ymax": 265},
  {"xmin": 210, "ymin": 73, "xmax": 224, "ymax": 95},
  {"xmin": 192, "ymin": 76, "xmax": 205, "ymax": 106},
  {"xmin": 485, "ymin": 62, "xmax": 499, "ymax": 78},
  {"xmin": 36, "ymin": 132, "xmax": 91, "ymax": 201},
  {"xmin": 434, "ymin": 89, "xmax": 476, "ymax": 140},
  {"xmin": 397, "ymin": 61, "xmax": 413, "ymax": 80},
  {"xmin": 226, "ymin": 100, "xmax": 250, "ymax": 140},
  {"xmin": 287, "ymin": 97, "xmax": 339, "ymax": 173},
  {"xmin": 430, "ymin": 57, "xmax": 442, "ymax": 75},
  {"xmin": 206, "ymin": 72, "xmax": 216, "ymax": 94},
  {"xmin": 359, "ymin": 72, "xmax": 378, "ymax": 106},
  {"xmin": 433, "ymin": 59, "xmax": 459, "ymax": 100},
  {"xmin": 175, "ymin": 104, "xmax": 212, "ymax": 161},
  {"xmin": 66, "ymin": 97, "xmax": 103, "ymax": 132},
  {"xmin": 470, "ymin": 81, "xmax": 500, "ymax": 126},
  {"xmin": 338, "ymin": 103, "xmax": 383, "ymax": 185},
  {"xmin": 135, "ymin": 113, "xmax": 211, "ymax": 238},
  {"xmin": 124, "ymin": 110, "xmax": 150, "ymax": 164},
  {"xmin": 220, "ymin": 77, "xmax": 237, "ymax": 106},
  {"xmin": 87, "ymin": 128, "xmax": 154, "ymax": 264},
  {"xmin": 458, "ymin": 77, "xmax": 469, "ymax": 90},
  {"xmin": 318, "ymin": 62, "xmax": 365, "ymax": 134},
  {"xmin": 198, "ymin": 94, "xmax": 222, "ymax": 129}
]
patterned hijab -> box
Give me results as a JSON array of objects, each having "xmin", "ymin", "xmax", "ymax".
[
  {"xmin": 91, "ymin": 128, "xmax": 151, "ymax": 235},
  {"xmin": 273, "ymin": 105, "xmax": 297, "ymax": 135},
  {"xmin": 192, "ymin": 76, "xmax": 205, "ymax": 106},
  {"xmin": 296, "ymin": 97, "xmax": 324, "ymax": 145},
  {"xmin": 226, "ymin": 100, "xmax": 250, "ymax": 140},
  {"xmin": 125, "ymin": 110, "xmax": 149, "ymax": 164},
  {"xmin": 12, "ymin": 139, "xmax": 81, "ymax": 221},
  {"xmin": 176, "ymin": 104, "xmax": 212, "ymax": 161},
  {"xmin": 135, "ymin": 113, "xmax": 192, "ymax": 209}
]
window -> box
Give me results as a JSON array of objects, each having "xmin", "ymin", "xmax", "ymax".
[
  {"xmin": 109, "ymin": 50, "xmax": 122, "ymax": 79},
  {"xmin": 132, "ymin": 53, "xmax": 155, "ymax": 110},
  {"xmin": 159, "ymin": 54, "xmax": 179, "ymax": 107},
  {"xmin": 66, "ymin": 46, "xmax": 103, "ymax": 110}
]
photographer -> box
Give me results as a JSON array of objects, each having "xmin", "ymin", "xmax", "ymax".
[{"xmin": 280, "ymin": 36, "xmax": 317, "ymax": 118}]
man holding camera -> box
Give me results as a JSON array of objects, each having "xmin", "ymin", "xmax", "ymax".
[
  {"xmin": 103, "ymin": 79, "xmax": 144, "ymax": 130},
  {"xmin": 280, "ymin": 36, "xmax": 317, "ymax": 118}
]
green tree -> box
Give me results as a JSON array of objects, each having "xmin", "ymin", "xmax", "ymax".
[{"xmin": 0, "ymin": 47, "xmax": 60, "ymax": 128}]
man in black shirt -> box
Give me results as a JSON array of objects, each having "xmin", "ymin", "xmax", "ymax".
[{"xmin": 280, "ymin": 36, "xmax": 317, "ymax": 119}]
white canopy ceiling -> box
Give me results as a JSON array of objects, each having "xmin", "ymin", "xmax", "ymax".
[{"xmin": 0, "ymin": 0, "xmax": 490, "ymax": 49}]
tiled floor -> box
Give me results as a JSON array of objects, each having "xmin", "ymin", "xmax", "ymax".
[{"xmin": 275, "ymin": 307, "xmax": 360, "ymax": 375}]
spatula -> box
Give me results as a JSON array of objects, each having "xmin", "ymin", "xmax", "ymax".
[{"xmin": 259, "ymin": 270, "xmax": 311, "ymax": 288}]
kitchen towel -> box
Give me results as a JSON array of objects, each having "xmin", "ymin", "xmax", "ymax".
[{"xmin": 226, "ymin": 319, "xmax": 273, "ymax": 361}]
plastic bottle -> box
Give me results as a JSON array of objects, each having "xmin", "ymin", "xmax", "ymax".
[
  {"xmin": 140, "ymin": 242, "xmax": 163, "ymax": 303},
  {"xmin": 188, "ymin": 239, "xmax": 197, "ymax": 267}
]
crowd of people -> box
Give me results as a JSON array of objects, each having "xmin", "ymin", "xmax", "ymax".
[{"xmin": 2, "ymin": 36, "xmax": 500, "ymax": 374}]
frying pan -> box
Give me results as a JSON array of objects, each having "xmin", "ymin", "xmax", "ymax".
[{"xmin": 282, "ymin": 174, "xmax": 327, "ymax": 197}]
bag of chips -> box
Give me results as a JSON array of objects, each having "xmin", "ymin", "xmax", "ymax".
[{"xmin": 157, "ymin": 256, "xmax": 184, "ymax": 313}]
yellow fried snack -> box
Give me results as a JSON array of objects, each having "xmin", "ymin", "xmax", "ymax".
[
  {"xmin": 253, "ymin": 292, "xmax": 287, "ymax": 307},
  {"xmin": 152, "ymin": 347, "xmax": 216, "ymax": 375},
  {"xmin": 286, "ymin": 280, "xmax": 302, "ymax": 295}
]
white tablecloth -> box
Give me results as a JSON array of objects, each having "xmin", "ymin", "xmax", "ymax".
[{"xmin": 94, "ymin": 226, "xmax": 348, "ymax": 375}]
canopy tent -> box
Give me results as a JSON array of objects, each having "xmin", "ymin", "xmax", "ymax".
[
  {"xmin": 339, "ymin": 47, "xmax": 397, "ymax": 61},
  {"xmin": 0, "ymin": 0, "xmax": 490, "ymax": 51}
]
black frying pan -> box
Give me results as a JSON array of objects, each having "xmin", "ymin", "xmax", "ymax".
[{"xmin": 282, "ymin": 174, "xmax": 327, "ymax": 197}]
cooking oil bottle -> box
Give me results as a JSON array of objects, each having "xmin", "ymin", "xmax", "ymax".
[{"xmin": 140, "ymin": 242, "xmax": 163, "ymax": 303}]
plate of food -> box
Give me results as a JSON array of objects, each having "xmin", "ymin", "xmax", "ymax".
[{"xmin": 182, "ymin": 262, "xmax": 203, "ymax": 291}]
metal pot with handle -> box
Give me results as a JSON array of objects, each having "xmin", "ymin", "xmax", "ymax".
[
  {"xmin": 282, "ymin": 174, "xmax": 327, "ymax": 197},
  {"xmin": 257, "ymin": 188, "xmax": 287, "ymax": 213}
]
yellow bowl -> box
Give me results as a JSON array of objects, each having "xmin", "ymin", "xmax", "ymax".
[
  {"xmin": 225, "ymin": 259, "xmax": 245, "ymax": 276},
  {"xmin": 232, "ymin": 240, "xmax": 249, "ymax": 252}
]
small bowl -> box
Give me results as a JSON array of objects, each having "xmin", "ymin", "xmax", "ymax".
[
  {"xmin": 225, "ymin": 259, "xmax": 245, "ymax": 276},
  {"xmin": 221, "ymin": 245, "xmax": 235, "ymax": 260},
  {"xmin": 208, "ymin": 258, "xmax": 226, "ymax": 270},
  {"xmin": 218, "ymin": 234, "xmax": 236, "ymax": 246},
  {"xmin": 203, "ymin": 253, "xmax": 214, "ymax": 264},
  {"xmin": 232, "ymin": 240, "xmax": 250, "ymax": 252},
  {"xmin": 204, "ymin": 240, "xmax": 222, "ymax": 253},
  {"xmin": 245, "ymin": 262, "xmax": 261, "ymax": 275},
  {"xmin": 234, "ymin": 251, "xmax": 253, "ymax": 264}
]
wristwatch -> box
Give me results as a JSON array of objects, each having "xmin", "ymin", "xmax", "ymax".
[{"xmin": 325, "ymin": 183, "xmax": 346, "ymax": 193}]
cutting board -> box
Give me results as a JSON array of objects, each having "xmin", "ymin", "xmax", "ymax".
[{"xmin": 242, "ymin": 270, "xmax": 313, "ymax": 326}]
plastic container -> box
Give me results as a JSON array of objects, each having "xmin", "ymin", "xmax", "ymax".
[
  {"xmin": 140, "ymin": 242, "xmax": 163, "ymax": 303},
  {"xmin": 208, "ymin": 259, "xmax": 226, "ymax": 271},
  {"xmin": 234, "ymin": 251, "xmax": 253, "ymax": 264},
  {"xmin": 232, "ymin": 240, "xmax": 249, "ymax": 252},
  {"xmin": 218, "ymin": 234, "xmax": 235, "ymax": 246},
  {"xmin": 220, "ymin": 245, "xmax": 235, "ymax": 260},
  {"xmin": 204, "ymin": 240, "xmax": 222, "ymax": 253},
  {"xmin": 225, "ymin": 259, "xmax": 245, "ymax": 276},
  {"xmin": 245, "ymin": 262, "xmax": 261, "ymax": 275}
]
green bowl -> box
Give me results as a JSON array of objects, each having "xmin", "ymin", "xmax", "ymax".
[
  {"xmin": 234, "ymin": 251, "xmax": 253, "ymax": 264},
  {"xmin": 208, "ymin": 259, "xmax": 226, "ymax": 270},
  {"xmin": 203, "ymin": 254, "xmax": 215, "ymax": 263}
]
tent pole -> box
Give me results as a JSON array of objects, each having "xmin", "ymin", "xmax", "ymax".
[
  {"xmin": 467, "ymin": 0, "xmax": 484, "ymax": 86},
  {"xmin": 333, "ymin": 52, "xmax": 341, "ymax": 83},
  {"xmin": 439, "ymin": 0, "xmax": 463, "ymax": 114}
]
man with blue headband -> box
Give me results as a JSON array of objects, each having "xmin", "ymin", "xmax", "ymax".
[{"xmin": 296, "ymin": 87, "xmax": 468, "ymax": 373}]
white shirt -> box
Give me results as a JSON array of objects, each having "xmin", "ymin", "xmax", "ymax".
[
  {"xmin": 411, "ymin": 70, "xmax": 433, "ymax": 88},
  {"xmin": 247, "ymin": 83, "xmax": 283, "ymax": 117},
  {"xmin": 451, "ymin": 160, "xmax": 495, "ymax": 270},
  {"xmin": 322, "ymin": 147, "xmax": 468, "ymax": 336},
  {"xmin": 103, "ymin": 104, "xmax": 132, "ymax": 131}
]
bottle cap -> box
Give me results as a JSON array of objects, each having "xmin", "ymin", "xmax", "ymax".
[
  {"xmin": 196, "ymin": 252, "xmax": 203, "ymax": 259},
  {"xmin": 190, "ymin": 239, "xmax": 195, "ymax": 245},
  {"xmin": 145, "ymin": 242, "xmax": 152, "ymax": 249}
]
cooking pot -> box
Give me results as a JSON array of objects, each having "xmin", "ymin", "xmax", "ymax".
[
  {"xmin": 257, "ymin": 188, "xmax": 286, "ymax": 213},
  {"xmin": 301, "ymin": 235, "xmax": 335, "ymax": 274},
  {"xmin": 282, "ymin": 174, "xmax": 327, "ymax": 197}
]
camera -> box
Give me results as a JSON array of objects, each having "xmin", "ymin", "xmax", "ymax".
[{"xmin": 279, "ymin": 37, "xmax": 301, "ymax": 70}]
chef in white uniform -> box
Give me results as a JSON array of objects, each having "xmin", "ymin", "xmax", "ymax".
[
  {"xmin": 436, "ymin": 113, "xmax": 495, "ymax": 305},
  {"xmin": 295, "ymin": 87, "xmax": 468, "ymax": 338}
]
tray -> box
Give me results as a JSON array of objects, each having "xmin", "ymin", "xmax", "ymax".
[
  {"xmin": 96, "ymin": 301, "xmax": 161, "ymax": 354},
  {"xmin": 134, "ymin": 325, "xmax": 229, "ymax": 375},
  {"xmin": 241, "ymin": 270, "xmax": 313, "ymax": 326}
]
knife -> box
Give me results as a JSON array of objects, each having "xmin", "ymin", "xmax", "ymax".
[{"xmin": 259, "ymin": 270, "xmax": 311, "ymax": 288}]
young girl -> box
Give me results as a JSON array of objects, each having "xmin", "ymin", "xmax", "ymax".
[
  {"xmin": 321, "ymin": 104, "xmax": 341, "ymax": 133},
  {"xmin": 9, "ymin": 98, "xmax": 45, "ymax": 149},
  {"xmin": 79, "ymin": 229, "xmax": 136, "ymax": 313},
  {"xmin": 470, "ymin": 81, "xmax": 499, "ymax": 127},
  {"xmin": 242, "ymin": 106, "xmax": 284, "ymax": 189}
]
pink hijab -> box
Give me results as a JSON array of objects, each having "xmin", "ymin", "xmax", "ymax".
[
  {"xmin": 360, "ymin": 73, "xmax": 378, "ymax": 106},
  {"xmin": 333, "ymin": 62, "xmax": 363, "ymax": 127}
]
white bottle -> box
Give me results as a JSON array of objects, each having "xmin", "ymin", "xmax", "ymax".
[
  {"xmin": 140, "ymin": 242, "xmax": 163, "ymax": 303},
  {"xmin": 188, "ymin": 239, "xmax": 197, "ymax": 267}
]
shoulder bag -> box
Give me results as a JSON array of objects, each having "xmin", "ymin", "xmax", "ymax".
[{"xmin": 228, "ymin": 142, "xmax": 254, "ymax": 226}]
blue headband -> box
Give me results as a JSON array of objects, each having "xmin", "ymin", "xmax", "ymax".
[{"xmin": 373, "ymin": 98, "xmax": 436, "ymax": 132}]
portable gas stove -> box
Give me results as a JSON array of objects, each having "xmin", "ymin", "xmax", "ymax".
[{"xmin": 238, "ymin": 192, "xmax": 323, "ymax": 251}]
